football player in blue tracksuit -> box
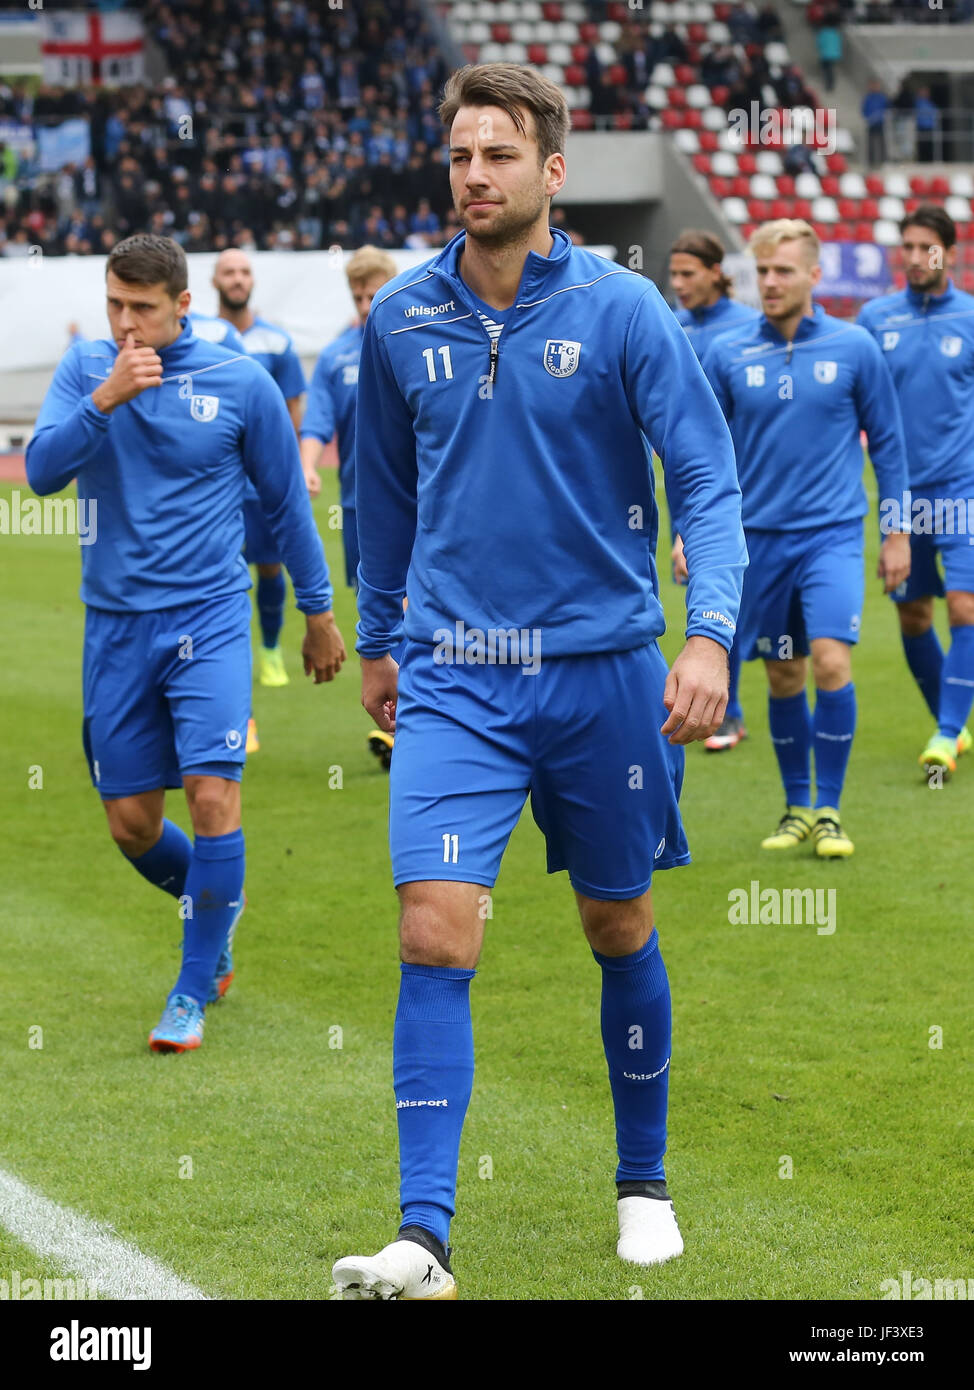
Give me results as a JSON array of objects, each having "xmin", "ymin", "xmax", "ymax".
[
  {"xmin": 857, "ymin": 205, "xmax": 974, "ymax": 779},
  {"xmin": 706, "ymin": 219, "xmax": 911, "ymax": 859},
  {"xmin": 300, "ymin": 245, "xmax": 400, "ymax": 769},
  {"xmin": 669, "ymin": 229, "xmax": 760, "ymax": 752},
  {"xmin": 331, "ymin": 64, "xmax": 746, "ymax": 1301},
  {"xmin": 26, "ymin": 234, "xmax": 345, "ymax": 1053},
  {"xmin": 212, "ymin": 250, "xmax": 308, "ymax": 736}
]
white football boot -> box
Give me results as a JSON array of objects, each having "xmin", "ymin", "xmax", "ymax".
[
  {"xmin": 332, "ymin": 1227, "xmax": 457, "ymax": 1300},
  {"xmin": 616, "ymin": 1181, "xmax": 684, "ymax": 1266}
]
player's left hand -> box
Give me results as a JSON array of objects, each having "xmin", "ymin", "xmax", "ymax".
[
  {"xmin": 877, "ymin": 531, "xmax": 911, "ymax": 594},
  {"xmin": 661, "ymin": 635, "xmax": 728, "ymax": 745},
  {"xmin": 303, "ymin": 610, "xmax": 347, "ymax": 683}
]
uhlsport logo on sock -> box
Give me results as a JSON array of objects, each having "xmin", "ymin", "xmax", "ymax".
[
  {"xmin": 727, "ymin": 880, "xmax": 837, "ymax": 935},
  {"xmin": 49, "ymin": 1321, "xmax": 151, "ymax": 1371},
  {"xmin": 396, "ymin": 1097, "xmax": 449, "ymax": 1109},
  {"xmin": 0, "ymin": 1270, "xmax": 100, "ymax": 1300}
]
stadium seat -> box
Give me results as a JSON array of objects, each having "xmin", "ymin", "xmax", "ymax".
[
  {"xmin": 661, "ymin": 109, "xmax": 683, "ymax": 130},
  {"xmin": 675, "ymin": 65, "xmax": 697, "ymax": 86},
  {"xmin": 946, "ymin": 196, "xmax": 972, "ymax": 222},
  {"xmin": 709, "ymin": 176, "xmax": 733, "ymax": 199},
  {"xmin": 860, "ymin": 198, "xmax": 880, "ymax": 221},
  {"xmin": 712, "ymin": 151, "xmax": 738, "ymax": 178},
  {"xmin": 825, "ymin": 153, "xmax": 847, "ymax": 175},
  {"xmin": 776, "ymin": 176, "xmax": 795, "ymax": 197},
  {"xmin": 811, "ymin": 197, "xmax": 839, "ymax": 224},
  {"xmin": 929, "ymin": 176, "xmax": 951, "ymax": 197},
  {"xmin": 957, "ymin": 219, "xmax": 974, "ymax": 241},
  {"xmin": 683, "ymin": 109, "xmax": 703, "ymax": 130},
  {"xmin": 668, "ymin": 88, "xmax": 688, "ymax": 108},
  {"xmin": 699, "ymin": 130, "xmax": 719, "ymax": 152},
  {"xmin": 692, "ymin": 153, "xmax": 711, "ymax": 174},
  {"xmin": 565, "ymin": 63, "xmax": 585, "ymax": 85},
  {"xmin": 731, "ymin": 175, "xmax": 751, "ymax": 198},
  {"xmin": 865, "ymin": 176, "xmax": 885, "ymax": 197},
  {"xmin": 770, "ymin": 199, "xmax": 792, "ymax": 219},
  {"xmin": 737, "ymin": 153, "xmax": 757, "ymax": 176},
  {"xmin": 909, "ymin": 176, "xmax": 930, "ymax": 196},
  {"xmin": 884, "ymin": 172, "xmax": 911, "ymax": 199},
  {"xmin": 710, "ymin": 84, "xmax": 730, "ymax": 107},
  {"xmin": 755, "ymin": 151, "xmax": 783, "ymax": 176},
  {"xmin": 792, "ymin": 199, "xmax": 813, "ymax": 220},
  {"xmin": 750, "ymin": 173, "xmax": 777, "ymax": 200},
  {"xmin": 878, "ymin": 196, "xmax": 905, "ymax": 222},
  {"xmin": 701, "ymin": 105, "xmax": 728, "ymax": 131},
  {"xmin": 838, "ymin": 172, "xmax": 866, "ymax": 199},
  {"xmin": 646, "ymin": 85, "xmax": 669, "ymax": 110},
  {"xmin": 652, "ymin": 63, "xmax": 676, "ymax": 87},
  {"xmin": 830, "ymin": 223, "xmax": 853, "ymax": 242},
  {"xmin": 606, "ymin": 63, "xmax": 628, "ymax": 86},
  {"xmin": 528, "ymin": 43, "xmax": 548, "ymax": 65},
  {"xmin": 795, "ymin": 172, "xmax": 821, "ymax": 199},
  {"xmin": 873, "ymin": 219, "xmax": 900, "ymax": 246},
  {"xmin": 491, "ymin": 23, "xmax": 512, "ymax": 41},
  {"xmin": 687, "ymin": 84, "xmax": 711, "ymax": 109},
  {"xmin": 838, "ymin": 198, "xmax": 860, "ymax": 222},
  {"xmin": 854, "ymin": 222, "xmax": 874, "ymax": 242},
  {"xmin": 821, "ymin": 176, "xmax": 840, "ymax": 197},
  {"xmin": 571, "ymin": 109, "xmax": 594, "ymax": 130},
  {"xmin": 723, "ymin": 197, "xmax": 749, "ymax": 224},
  {"xmin": 949, "ymin": 171, "xmax": 974, "ymax": 198},
  {"xmin": 674, "ymin": 129, "xmax": 701, "ymax": 153}
]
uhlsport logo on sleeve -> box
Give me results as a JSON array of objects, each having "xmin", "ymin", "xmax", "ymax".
[
  {"xmin": 190, "ymin": 394, "xmax": 220, "ymax": 422},
  {"xmin": 543, "ymin": 339, "xmax": 581, "ymax": 378},
  {"xmin": 814, "ymin": 360, "xmax": 838, "ymax": 384}
]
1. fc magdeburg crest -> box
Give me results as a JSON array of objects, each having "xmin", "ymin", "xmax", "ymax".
[
  {"xmin": 190, "ymin": 394, "xmax": 220, "ymax": 422},
  {"xmin": 543, "ymin": 339, "xmax": 581, "ymax": 377},
  {"xmin": 813, "ymin": 360, "xmax": 837, "ymax": 384}
]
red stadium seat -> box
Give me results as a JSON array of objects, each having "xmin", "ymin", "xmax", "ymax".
[
  {"xmin": 929, "ymin": 176, "xmax": 951, "ymax": 197},
  {"xmin": 683, "ymin": 108, "xmax": 703, "ymax": 129},
  {"xmin": 685, "ymin": 44, "xmax": 701, "ymax": 66},
  {"xmin": 821, "ymin": 176, "xmax": 840, "ymax": 197},
  {"xmin": 608, "ymin": 1, "xmax": 629, "ymax": 20},
  {"xmin": 831, "ymin": 224, "xmax": 853, "ymax": 242},
  {"xmin": 909, "ymin": 176, "xmax": 929, "ymax": 195},
  {"xmin": 542, "ymin": 1, "xmax": 563, "ymax": 20},
  {"xmin": 865, "ymin": 175, "xmax": 884, "ymax": 197},
  {"xmin": 709, "ymin": 176, "xmax": 733, "ymax": 199},
  {"xmin": 668, "ymin": 87, "xmax": 687, "ymax": 107},
  {"xmin": 959, "ymin": 270, "xmax": 974, "ymax": 292},
  {"xmin": 606, "ymin": 64, "xmax": 627, "ymax": 86},
  {"xmin": 565, "ymin": 64, "xmax": 585, "ymax": 86},
  {"xmin": 904, "ymin": 197, "xmax": 922, "ymax": 214},
  {"xmin": 710, "ymin": 84, "xmax": 729, "ymax": 106},
  {"xmin": 811, "ymin": 222, "xmax": 830, "ymax": 242},
  {"xmin": 714, "ymin": 2, "xmax": 732, "ymax": 18},
  {"xmin": 692, "ymin": 153, "xmax": 711, "ymax": 174},
  {"xmin": 613, "ymin": 113, "xmax": 633, "ymax": 129},
  {"xmin": 893, "ymin": 270, "xmax": 907, "ymax": 288},
  {"xmin": 492, "ymin": 23, "xmax": 511, "ymax": 42},
  {"xmin": 958, "ymin": 220, "xmax": 974, "ymax": 241},
  {"xmin": 792, "ymin": 199, "xmax": 813, "ymax": 219},
  {"xmin": 688, "ymin": 23, "xmax": 707, "ymax": 42},
  {"xmin": 571, "ymin": 43, "xmax": 588, "ymax": 63},
  {"xmin": 675, "ymin": 65, "xmax": 696, "ymax": 86},
  {"xmin": 699, "ymin": 130, "xmax": 719, "ymax": 151},
  {"xmin": 860, "ymin": 198, "xmax": 880, "ymax": 221},
  {"xmin": 528, "ymin": 44, "xmax": 548, "ymax": 66},
  {"xmin": 825, "ymin": 154, "xmax": 847, "ymax": 174},
  {"xmin": 776, "ymin": 175, "xmax": 795, "ymax": 197},
  {"xmin": 838, "ymin": 198, "xmax": 860, "ymax": 221},
  {"xmin": 737, "ymin": 153, "xmax": 756, "ymax": 175},
  {"xmin": 771, "ymin": 199, "xmax": 792, "ymax": 219},
  {"xmin": 748, "ymin": 199, "xmax": 772, "ymax": 220},
  {"xmin": 661, "ymin": 109, "xmax": 682, "ymax": 130},
  {"xmin": 741, "ymin": 223, "xmax": 758, "ymax": 240},
  {"xmin": 579, "ymin": 21, "xmax": 598, "ymax": 42},
  {"xmin": 571, "ymin": 109, "xmax": 594, "ymax": 130},
  {"xmin": 854, "ymin": 222, "xmax": 874, "ymax": 242},
  {"xmin": 731, "ymin": 176, "xmax": 751, "ymax": 198}
]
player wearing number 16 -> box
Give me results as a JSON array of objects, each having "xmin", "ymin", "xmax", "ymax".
[
  {"xmin": 25, "ymin": 234, "xmax": 345, "ymax": 1054},
  {"xmin": 331, "ymin": 62, "xmax": 746, "ymax": 1300}
]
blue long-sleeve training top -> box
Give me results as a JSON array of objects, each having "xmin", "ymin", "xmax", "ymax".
[
  {"xmin": 856, "ymin": 281, "xmax": 974, "ymax": 493},
  {"xmin": 354, "ymin": 227, "xmax": 746, "ymax": 659},
  {"xmin": 674, "ymin": 296, "xmax": 761, "ymax": 366},
  {"xmin": 301, "ymin": 322, "xmax": 363, "ymax": 511},
  {"xmin": 704, "ymin": 304, "xmax": 910, "ymax": 532},
  {"xmin": 26, "ymin": 317, "xmax": 332, "ymax": 614}
]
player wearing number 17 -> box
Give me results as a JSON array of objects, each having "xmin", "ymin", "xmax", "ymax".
[
  {"xmin": 330, "ymin": 62, "xmax": 746, "ymax": 1300},
  {"xmin": 704, "ymin": 220, "xmax": 911, "ymax": 857}
]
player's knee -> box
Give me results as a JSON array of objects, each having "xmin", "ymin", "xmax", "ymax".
[
  {"xmin": 105, "ymin": 807, "xmax": 162, "ymax": 859},
  {"xmin": 183, "ymin": 777, "xmax": 239, "ymax": 835},
  {"xmin": 945, "ymin": 592, "xmax": 974, "ymax": 628},
  {"xmin": 898, "ymin": 599, "xmax": 933, "ymax": 637},
  {"xmin": 399, "ymin": 903, "xmax": 479, "ymax": 968},
  {"xmin": 765, "ymin": 660, "xmax": 805, "ymax": 698},
  {"xmin": 578, "ymin": 895, "xmax": 653, "ymax": 957},
  {"xmin": 811, "ymin": 651, "xmax": 851, "ymax": 689}
]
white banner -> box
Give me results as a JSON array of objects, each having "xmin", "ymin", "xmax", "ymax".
[{"xmin": 41, "ymin": 13, "xmax": 144, "ymax": 89}]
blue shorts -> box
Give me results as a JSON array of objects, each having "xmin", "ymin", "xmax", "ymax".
[
  {"xmin": 82, "ymin": 592, "xmax": 252, "ymax": 799},
  {"xmin": 389, "ymin": 640, "xmax": 690, "ymax": 900},
  {"xmin": 739, "ymin": 521, "xmax": 864, "ymax": 661},
  {"xmin": 891, "ymin": 488, "xmax": 974, "ymax": 603},
  {"xmin": 243, "ymin": 497, "xmax": 280, "ymax": 567},
  {"xmin": 343, "ymin": 505, "xmax": 359, "ymax": 589}
]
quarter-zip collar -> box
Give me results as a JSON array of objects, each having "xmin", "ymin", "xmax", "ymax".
[
  {"xmin": 905, "ymin": 278, "xmax": 955, "ymax": 312},
  {"xmin": 758, "ymin": 301, "xmax": 826, "ymax": 347},
  {"xmin": 158, "ymin": 316, "xmax": 199, "ymax": 365},
  {"xmin": 429, "ymin": 225, "xmax": 572, "ymax": 306}
]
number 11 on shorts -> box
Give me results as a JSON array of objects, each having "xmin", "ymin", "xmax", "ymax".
[{"xmin": 442, "ymin": 833, "xmax": 459, "ymax": 864}]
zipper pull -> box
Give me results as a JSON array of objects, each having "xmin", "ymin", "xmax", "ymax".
[
  {"xmin": 785, "ymin": 341, "xmax": 793, "ymax": 365},
  {"xmin": 489, "ymin": 339, "xmax": 498, "ymax": 385}
]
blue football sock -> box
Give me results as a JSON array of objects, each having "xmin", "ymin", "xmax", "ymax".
[
  {"xmin": 901, "ymin": 628, "xmax": 943, "ymax": 721},
  {"xmin": 170, "ymin": 828, "xmax": 245, "ymax": 1009},
  {"xmin": 768, "ymin": 690, "xmax": 812, "ymax": 805},
  {"xmin": 938, "ymin": 625, "xmax": 974, "ymax": 739},
  {"xmin": 594, "ymin": 929, "xmax": 671, "ymax": 1183},
  {"xmin": 257, "ymin": 570, "xmax": 286, "ymax": 650},
  {"xmin": 395, "ymin": 963, "xmax": 475, "ymax": 1247},
  {"xmin": 726, "ymin": 637, "xmax": 743, "ymax": 721},
  {"xmin": 125, "ymin": 818, "xmax": 192, "ymax": 898},
  {"xmin": 813, "ymin": 683, "xmax": 857, "ymax": 810}
]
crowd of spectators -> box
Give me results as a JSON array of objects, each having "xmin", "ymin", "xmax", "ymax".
[{"xmin": 0, "ymin": 0, "xmax": 466, "ymax": 257}]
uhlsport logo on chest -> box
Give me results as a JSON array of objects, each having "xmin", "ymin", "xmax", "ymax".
[
  {"xmin": 190, "ymin": 394, "xmax": 219, "ymax": 422},
  {"xmin": 543, "ymin": 339, "xmax": 581, "ymax": 378}
]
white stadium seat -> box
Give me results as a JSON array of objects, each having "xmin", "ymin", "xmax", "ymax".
[
  {"xmin": 834, "ymin": 128, "xmax": 854, "ymax": 154},
  {"xmin": 945, "ymin": 195, "xmax": 972, "ymax": 222},
  {"xmin": 878, "ymin": 195, "xmax": 905, "ymax": 221},
  {"xmin": 536, "ymin": 21, "xmax": 556, "ymax": 41},
  {"xmin": 468, "ymin": 21, "xmax": 490, "ymax": 43},
  {"xmin": 555, "ymin": 22, "xmax": 578, "ymax": 42},
  {"xmin": 811, "ymin": 196, "xmax": 839, "ymax": 223},
  {"xmin": 723, "ymin": 197, "xmax": 749, "ymax": 224},
  {"xmin": 504, "ymin": 42, "xmax": 528, "ymax": 62},
  {"xmin": 542, "ymin": 64, "xmax": 564, "ymax": 85},
  {"xmin": 873, "ymin": 219, "xmax": 900, "ymax": 246},
  {"xmin": 708, "ymin": 22, "xmax": 730, "ymax": 42},
  {"xmin": 497, "ymin": 2, "xmax": 520, "ymax": 21},
  {"xmin": 595, "ymin": 42, "xmax": 616, "ymax": 64},
  {"xmin": 702, "ymin": 105, "xmax": 727, "ymax": 131},
  {"xmin": 652, "ymin": 63, "xmax": 676, "ymax": 87},
  {"xmin": 883, "ymin": 171, "xmax": 910, "ymax": 198},
  {"xmin": 564, "ymin": 2, "xmax": 587, "ymax": 19},
  {"xmin": 671, "ymin": 3, "xmax": 692, "ymax": 22},
  {"xmin": 838, "ymin": 171, "xmax": 866, "ymax": 198},
  {"xmin": 712, "ymin": 151, "xmax": 739, "ymax": 178},
  {"xmin": 795, "ymin": 172, "xmax": 822, "ymax": 198},
  {"xmin": 674, "ymin": 129, "xmax": 700, "ymax": 153},
  {"xmin": 480, "ymin": 42, "xmax": 504, "ymax": 62},
  {"xmin": 452, "ymin": 2, "xmax": 475, "ymax": 20},
  {"xmin": 512, "ymin": 23, "xmax": 534, "ymax": 43},
  {"xmin": 949, "ymin": 171, "xmax": 974, "ymax": 197},
  {"xmin": 520, "ymin": 2, "xmax": 543, "ymax": 18},
  {"xmin": 549, "ymin": 42, "xmax": 573, "ymax": 64},
  {"xmin": 691, "ymin": 2, "xmax": 715, "ymax": 19},
  {"xmin": 750, "ymin": 173, "xmax": 777, "ymax": 199},
  {"xmin": 646, "ymin": 85, "xmax": 669, "ymax": 110},
  {"xmin": 598, "ymin": 21, "xmax": 623, "ymax": 42},
  {"xmin": 765, "ymin": 42, "xmax": 790, "ymax": 66},
  {"xmin": 755, "ymin": 151, "xmax": 783, "ymax": 175},
  {"xmin": 687, "ymin": 84, "xmax": 711, "ymax": 109}
]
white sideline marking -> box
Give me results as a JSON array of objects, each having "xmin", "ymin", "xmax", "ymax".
[{"xmin": 0, "ymin": 1167, "xmax": 209, "ymax": 1300}]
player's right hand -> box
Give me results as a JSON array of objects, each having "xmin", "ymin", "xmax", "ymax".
[
  {"xmin": 361, "ymin": 653, "xmax": 399, "ymax": 733},
  {"xmin": 96, "ymin": 331, "xmax": 163, "ymax": 411},
  {"xmin": 304, "ymin": 467, "xmax": 321, "ymax": 497},
  {"xmin": 671, "ymin": 533, "xmax": 688, "ymax": 583}
]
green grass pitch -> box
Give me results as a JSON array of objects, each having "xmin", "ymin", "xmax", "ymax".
[{"xmin": 0, "ymin": 466, "xmax": 971, "ymax": 1301}]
